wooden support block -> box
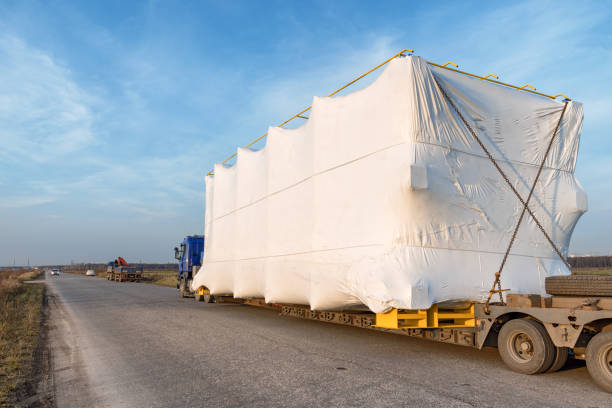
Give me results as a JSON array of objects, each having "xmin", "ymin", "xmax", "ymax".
[
  {"xmin": 541, "ymin": 296, "xmax": 552, "ymax": 308},
  {"xmin": 506, "ymin": 294, "xmax": 542, "ymax": 308},
  {"xmin": 551, "ymin": 296, "xmax": 612, "ymax": 310}
]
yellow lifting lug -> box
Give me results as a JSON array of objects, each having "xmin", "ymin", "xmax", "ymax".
[
  {"xmin": 441, "ymin": 61, "xmax": 459, "ymax": 68},
  {"xmin": 519, "ymin": 84, "xmax": 536, "ymax": 91},
  {"xmin": 398, "ymin": 48, "xmax": 415, "ymax": 57},
  {"xmin": 483, "ymin": 74, "xmax": 498, "ymax": 80},
  {"xmin": 553, "ymin": 93, "xmax": 572, "ymax": 101}
]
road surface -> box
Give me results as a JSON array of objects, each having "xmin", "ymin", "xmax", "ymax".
[{"xmin": 45, "ymin": 272, "xmax": 609, "ymax": 408}]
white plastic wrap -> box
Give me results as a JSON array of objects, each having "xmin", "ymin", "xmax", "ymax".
[{"xmin": 193, "ymin": 56, "xmax": 587, "ymax": 313}]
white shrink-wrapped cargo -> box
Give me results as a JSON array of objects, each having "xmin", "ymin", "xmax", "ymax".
[{"xmin": 192, "ymin": 55, "xmax": 587, "ymax": 313}]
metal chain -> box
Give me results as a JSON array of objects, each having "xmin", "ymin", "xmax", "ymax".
[
  {"xmin": 433, "ymin": 79, "xmax": 571, "ymax": 311},
  {"xmin": 488, "ymin": 101, "xmax": 569, "ymax": 306}
]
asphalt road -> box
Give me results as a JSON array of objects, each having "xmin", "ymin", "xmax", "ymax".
[{"xmin": 44, "ymin": 272, "xmax": 610, "ymax": 408}]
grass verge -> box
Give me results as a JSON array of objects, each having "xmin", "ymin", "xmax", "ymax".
[
  {"xmin": 0, "ymin": 269, "xmax": 45, "ymax": 406},
  {"xmin": 572, "ymin": 267, "xmax": 612, "ymax": 276},
  {"xmin": 149, "ymin": 275, "xmax": 177, "ymax": 288}
]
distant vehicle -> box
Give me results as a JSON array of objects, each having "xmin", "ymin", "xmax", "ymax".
[
  {"xmin": 106, "ymin": 257, "xmax": 143, "ymax": 282},
  {"xmin": 85, "ymin": 269, "xmax": 96, "ymax": 276},
  {"xmin": 50, "ymin": 269, "xmax": 60, "ymax": 276}
]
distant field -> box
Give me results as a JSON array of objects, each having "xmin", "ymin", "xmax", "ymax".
[
  {"xmin": 572, "ymin": 267, "xmax": 612, "ymax": 276},
  {"xmin": 0, "ymin": 269, "xmax": 45, "ymax": 406}
]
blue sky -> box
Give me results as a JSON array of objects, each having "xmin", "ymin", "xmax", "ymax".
[{"xmin": 0, "ymin": 0, "xmax": 611, "ymax": 265}]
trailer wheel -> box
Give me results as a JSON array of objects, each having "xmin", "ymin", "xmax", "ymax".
[
  {"xmin": 195, "ymin": 291, "xmax": 214, "ymax": 303},
  {"xmin": 586, "ymin": 330, "xmax": 612, "ymax": 393},
  {"xmin": 498, "ymin": 318, "xmax": 555, "ymax": 375},
  {"xmin": 546, "ymin": 346, "xmax": 569, "ymax": 373}
]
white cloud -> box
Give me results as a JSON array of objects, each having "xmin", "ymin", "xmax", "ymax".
[{"xmin": 0, "ymin": 34, "xmax": 96, "ymax": 164}]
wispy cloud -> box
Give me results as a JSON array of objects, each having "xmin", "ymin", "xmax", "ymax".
[{"xmin": 0, "ymin": 34, "xmax": 97, "ymax": 164}]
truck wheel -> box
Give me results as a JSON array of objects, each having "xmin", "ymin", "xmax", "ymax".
[
  {"xmin": 586, "ymin": 330, "xmax": 612, "ymax": 393},
  {"xmin": 195, "ymin": 291, "xmax": 204, "ymax": 302},
  {"xmin": 498, "ymin": 318, "xmax": 555, "ymax": 375},
  {"xmin": 203, "ymin": 294, "xmax": 215, "ymax": 303},
  {"xmin": 179, "ymin": 279, "xmax": 189, "ymax": 298},
  {"xmin": 546, "ymin": 346, "xmax": 569, "ymax": 373},
  {"xmin": 545, "ymin": 275, "xmax": 612, "ymax": 296}
]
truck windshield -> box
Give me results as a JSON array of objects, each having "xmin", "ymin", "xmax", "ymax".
[{"xmin": 174, "ymin": 243, "xmax": 185, "ymax": 260}]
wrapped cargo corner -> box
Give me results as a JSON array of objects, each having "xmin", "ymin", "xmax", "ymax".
[{"xmin": 192, "ymin": 55, "xmax": 587, "ymax": 313}]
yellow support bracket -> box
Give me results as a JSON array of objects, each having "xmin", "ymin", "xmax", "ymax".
[{"xmin": 375, "ymin": 304, "xmax": 475, "ymax": 329}]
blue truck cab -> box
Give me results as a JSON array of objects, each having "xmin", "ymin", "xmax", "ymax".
[{"xmin": 174, "ymin": 235, "xmax": 204, "ymax": 297}]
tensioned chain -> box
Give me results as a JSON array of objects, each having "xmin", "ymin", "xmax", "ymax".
[
  {"xmin": 487, "ymin": 101, "xmax": 569, "ymax": 308},
  {"xmin": 433, "ymin": 79, "xmax": 571, "ymax": 312}
]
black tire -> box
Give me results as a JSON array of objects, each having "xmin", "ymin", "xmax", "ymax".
[
  {"xmin": 203, "ymin": 294, "xmax": 215, "ymax": 303},
  {"xmin": 545, "ymin": 275, "xmax": 612, "ymax": 296},
  {"xmin": 546, "ymin": 346, "xmax": 569, "ymax": 373},
  {"xmin": 586, "ymin": 330, "xmax": 612, "ymax": 393},
  {"xmin": 498, "ymin": 318, "xmax": 555, "ymax": 375},
  {"xmin": 195, "ymin": 292, "xmax": 204, "ymax": 302},
  {"xmin": 179, "ymin": 279, "xmax": 189, "ymax": 298}
]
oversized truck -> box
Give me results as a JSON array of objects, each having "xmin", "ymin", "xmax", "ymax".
[
  {"xmin": 185, "ymin": 49, "xmax": 612, "ymax": 392},
  {"xmin": 174, "ymin": 235, "xmax": 205, "ymax": 298}
]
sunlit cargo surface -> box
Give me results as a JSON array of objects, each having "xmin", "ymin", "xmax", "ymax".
[{"xmin": 193, "ymin": 54, "xmax": 586, "ymax": 313}]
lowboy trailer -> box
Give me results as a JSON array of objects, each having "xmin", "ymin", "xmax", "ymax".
[
  {"xmin": 188, "ymin": 50, "xmax": 611, "ymax": 392},
  {"xmin": 192, "ymin": 287, "xmax": 612, "ymax": 393}
]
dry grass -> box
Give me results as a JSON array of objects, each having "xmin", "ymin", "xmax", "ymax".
[
  {"xmin": 151, "ymin": 275, "xmax": 177, "ymax": 288},
  {"xmin": 141, "ymin": 270, "xmax": 176, "ymax": 287},
  {"xmin": 572, "ymin": 267, "xmax": 612, "ymax": 276},
  {"xmin": 0, "ymin": 269, "xmax": 44, "ymax": 406}
]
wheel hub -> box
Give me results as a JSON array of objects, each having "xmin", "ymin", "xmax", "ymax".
[
  {"xmin": 513, "ymin": 333, "xmax": 534, "ymax": 361},
  {"xmin": 604, "ymin": 345, "xmax": 612, "ymax": 374}
]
